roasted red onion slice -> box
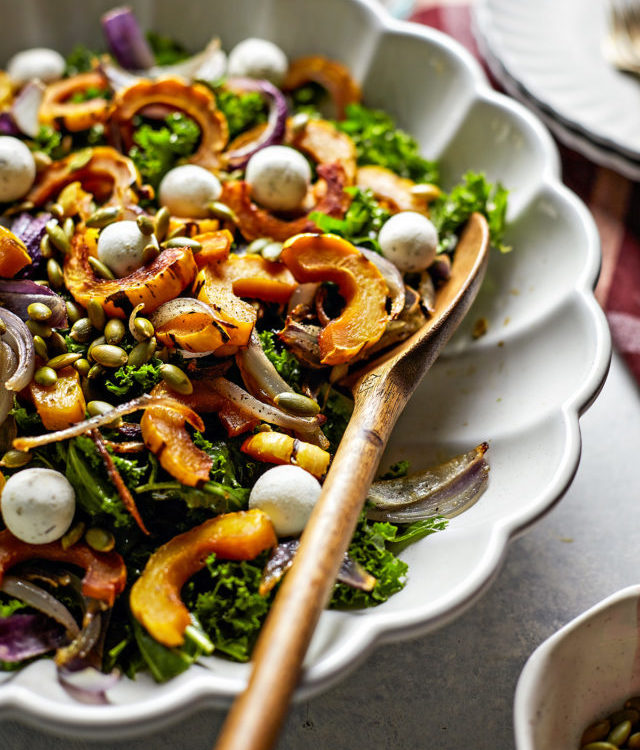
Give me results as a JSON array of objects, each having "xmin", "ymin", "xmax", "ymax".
[
  {"xmin": 1, "ymin": 575, "xmax": 80, "ymax": 637},
  {"xmin": 101, "ymin": 7, "xmax": 155, "ymax": 70},
  {"xmin": 236, "ymin": 329, "xmax": 293, "ymax": 402},
  {"xmin": 0, "ymin": 613, "xmax": 65, "ymax": 662},
  {"xmin": 224, "ymin": 77, "xmax": 288, "ymax": 168},
  {"xmin": 287, "ymin": 282, "xmax": 320, "ymax": 315},
  {"xmin": 11, "ymin": 79, "xmax": 45, "ymax": 138},
  {"xmin": 0, "ymin": 112, "xmax": 20, "ymax": 136},
  {"xmin": 0, "ymin": 343, "xmax": 15, "ymax": 426},
  {"xmin": 11, "ymin": 212, "xmax": 53, "ymax": 275},
  {"xmin": 366, "ymin": 443, "xmax": 490, "ymax": 523},
  {"xmin": 359, "ymin": 247, "xmax": 405, "ymax": 319},
  {"xmin": 0, "ymin": 279, "xmax": 67, "ymax": 328},
  {"xmin": 58, "ymin": 665, "xmax": 120, "ymax": 705},
  {"xmin": 0, "ymin": 307, "xmax": 35, "ymax": 391},
  {"xmin": 210, "ymin": 377, "xmax": 329, "ymax": 449}
]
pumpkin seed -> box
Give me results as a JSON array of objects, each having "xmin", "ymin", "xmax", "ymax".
[
  {"xmin": 73, "ymin": 357, "xmax": 91, "ymax": 377},
  {"xmin": 68, "ymin": 147, "xmax": 93, "ymax": 172},
  {"xmin": 128, "ymin": 337, "xmax": 156, "ymax": 368},
  {"xmin": 274, "ymin": 391, "xmax": 320, "ymax": 416},
  {"xmin": 70, "ymin": 317, "xmax": 94, "ymax": 343},
  {"xmin": 628, "ymin": 732, "xmax": 640, "ymax": 748},
  {"xmin": 63, "ymin": 216, "xmax": 75, "ymax": 240},
  {"xmin": 581, "ymin": 744, "xmax": 618, "ymax": 750},
  {"xmin": 65, "ymin": 300, "xmax": 85, "ymax": 325},
  {"xmin": 136, "ymin": 214, "xmax": 155, "ymax": 236},
  {"xmin": 87, "ymin": 363, "xmax": 105, "ymax": 381},
  {"xmin": 207, "ymin": 201, "xmax": 238, "ymax": 223},
  {"xmin": 34, "ymin": 366, "xmax": 57, "ymax": 386},
  {"xmin": 142, "ymin": 242, "xmax": 160, "ymax": 264},
  {"xmin": 45, "ymin": 220, "xmax": 70, "ymax": 254},
  {"xmin": 409, "ymin": 183, "xmax": 441, "ymax": 201},
  {"xmin": 608, "ymin": 720, "xmax": 632, "ymax": 746},
  {"xmin": 39, "ymin": 234, "xmax": 54, "ymax": 259},
  {"xmin": 133, "ymin": 317, "xmax": 154, "ymax": 340},
  {"xmin": 88, "ymin": 335, "xmax": 106, "ymax": 360},
  {"xmin": 46, "ymin": 258, "xmax": 64, "ymax": 289},
  {"xmin": 290, "ymin": 112, "xmax": 310, "ymax": 135},
  {"xmin": 0, "ymin": 449, "xmax": 31, "ymax": 468},
  {"xmin": 87, "ymin": 299, "xmax": 106, "ymax": 331},
  {"xmin": 32, "ymin": 334, "xmax": 48, "ymax": 360},
  {"xmin": 85, "ymin": 527, "xmax": 115, "ymax": 553},
  {"xmin": 159, "ymin": 363, "xmax": 193, "ymax": 395},
  {"xmin": 61, "ymin": 522, "xmax": 85, "ymax": 551},
  {"xmin": 162, "ymin": 236, "xmax": 202, "ymax": 252},
  {"xmin": 155, "ymin": 346, "xmax": 169, "ymax": 362},
  {"xmin": 26, "ymin": 319, "xmax": 52, "ymax": 339},
  {"xmin": 104, "ymin": 318, "xmax": 126, "ymax": 345},
  {"xmin": 32, "ymin": 150, "xmax": 52, "ymax": 171},
  {"xmin": 154, "ymin": 206, "xmax": 170, "ymax": 241},
  {"xmin": 27, "ymin": 302, "xmax": 52, "ymax": 322},
  {"xmin": 87, "ymin": 400, "xmax": 119, "ymax": 420},
  {"xmin": 261, "ymin": 241, "xmax": 283, "ymax": 262},
  {"xmin": 255, "ymin": 424, "xmax": 272, "ymax": 433},
  {"xmin": 88, "ymin": 256, "xmax": 116, "ymax": 280},
  {"xmin": 86, "ymin": 206, "xmax": 120, "ymax": 228},
  {"xmin": 90, "ymin": 344, "xmax": 127, "ymax": 368},
  {"xmin": 47, "ymin": 330, "xmax": 67, "ymax": 356},
  {"xmin": 247, "ymin": 238, "xmax": 271, "ymax": 254},
  {"xmin": 47, "ymin": 352, "xmax": 82, "ymax": 371},
  {"xmin": 49, "ymin": 202, "xmax": 65, "ymax": 220}
]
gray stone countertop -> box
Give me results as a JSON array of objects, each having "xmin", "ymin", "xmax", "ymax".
[{"xmin": 1, "ymin": 350, "xmax": 636, "ymax": 750}]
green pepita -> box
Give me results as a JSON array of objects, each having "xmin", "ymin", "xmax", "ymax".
[
  {"xmin": 261, "ymin": 241, "xmax": 283, "ymax": 262},
  {"xmin": 46, "ymin": 258, "xmax": 64, "ymax": 289},
  {"xmin": 32, "ymin": 334, "xmax": 48, "ymax": 359},
  {"xmin": 34, "ymin": 366, "xmax": 58, "ymax": 386},
  {"xmin": 49, "ymin": 202, "xmax": 65, "ymax": 220},
  {"xmin": 136, "ymin": 214, "xmax": 155, "ymax": 236},
  {"xmin": 70, "ymin": 317, "xmax": 94, "ymax": 344},
  {"xmin": 86, "ymin": 206, "xmax": 120, "ymax": 228},
  {"xmin": 32, "ymin": 151, "xmax": 52, "ymax": 171},
  {"xmin": 73, "ymin": 357, "xmax": 91, "ymax": 377},
  {"xmin": 162, "ymin": 236, "xmax": 202, "ymax": 252},
  {"xmin": 26, "ymin": 319, "xmax": 52, "ymax": 339},
  {"xmin": 90, "ymin": 343, "xmax": 127, "ymax": 368},
  {"xmin": 39, "ymin": 234, "xmax": 54, "ymax": 259},
  {"xmin": 87, "ymin": 299, "xmax": 106, "ymax": 331},
  {"xmin": 207, "ymin": 201, "xmax": 238, "ymax": 223},
  {"xmin": 88, "ymin": 256, "xmax": 116, "ymax": 280},
  {"xmin": 63, "ymin": 216, "xmax": 76, "ymax": 240},
  {"xmin": 628, "ymin": 732, "xmax": 640, "ymax": 748},
  {"xmin": 45, "ymin": 220, "xmax": 70, "ymax": 254},
  {"xmin": 159, "ymin": 363, "xmax": 193, "ymax": 395},
  {"xmin": 27, "ymin": 302, "xmax": 52, "ymax": 322},
  {"xmin": 274, "ymin": 391, "xmax": 320, "ymax": 416},
  {"xmin": 87, "ymin": 363, "xmax": 105, "ymax": 381},
  {"xmin": 87, "ymin": 400, "xmax": 119, "ymax": 422},
  {"xmin": 85, "ymin": 527, "xmax": 115, "ymax": 553},
  {"xmin": 247, "ymin": 238, "xmax": 271, "ymax": 254},
  {"xmin": 608, "ymin": 720, "xmax": 632, "ymax": 746},
  {"xmin": 154, "ymin": 206, "xmax": 170, "ymax": 241},
  {"xmin": 87, "ymin": 335, "xmax": 106, "ymax": 360},
  {"xmin": 290, "ymin": 112, "xmax": 310, "ymax": 135},
  {"xmin": 65, "ymin": 300, "xmax": 85, "ymax": 325},
  {"xmin": 409, "ymin": 183, "xmax": 441, "ymax": 200},
  {"xmin": 47, "ymin": 352, "xmax": 82, "ymax": 371},
  {"xmin": 47, "ymin": 330, "xmax": 68, "ymax": 356},
  {"xmin": 104, "ymin": 318, "xmax": 126, "ymax": 345},
  {"xmin": 133, "ymin": 317, "xmax": 154, "ymax": 340},
  {"xmin": 127, "ymin": 337, "xmax": 156, "ymax": 368},
  {"xmin": 0, "ymin": 449, "xmax": 31, "ymax": 468},
  {"xmin": 67, "ymin": 147, "xmax": 93, "ymax": 172},
  {"xmin": 255, "ymin": 424, "xmax": 272, "ymax": 433},
  {"xmin": 581, "ymin": 744, "xmax": 618, "ymax": 750},
  {"xmin": 142, "ymin": 242, "xmax": 160, "ymax": 265},
  {"xmin": 61, "ymin": 522, "xmax": 85, "ymax": 551}
]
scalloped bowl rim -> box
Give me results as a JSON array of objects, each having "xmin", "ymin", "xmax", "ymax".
[{"xmin": 0, "ymin": 0, "xmax": 611, "ymax": 738}]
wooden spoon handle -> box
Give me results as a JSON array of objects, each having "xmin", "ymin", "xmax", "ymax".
[{"xmin": 213, "ymin": 376, "xmax": 405, "ymax": 750}]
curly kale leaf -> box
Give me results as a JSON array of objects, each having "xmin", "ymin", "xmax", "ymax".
[
  {"xmin": 146, "ymin": 31, "xmax": 190, "ymax": 66},
  {"xmin": 430, "ymin": 171, "xmax": 510, "ymax": 254},
  {"xmin": 64, "ymin": 45, "xmax": 100, "ymax": 76},
  {"xmin": 257, "ymin": 330, "xmax": 302, "ymax": 388},
  {"xmin": 336, "ymin": 103, "xmax": 439, "ymax": 183},
  {"xmin": 321, "ymin": 387, "xmax": 354, "ymax": 451},
  {"xmin": 215, "ymin": 89, "xmax": 267, "ymax": 140},
  {"xmin": 104, "ymin": 359, "xmax": 163, "ymax": 399},
  {"xmin": 129, "ymin": 112, "xmax": 201, "ymax": 189}
]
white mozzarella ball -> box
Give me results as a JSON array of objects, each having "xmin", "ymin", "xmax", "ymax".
[
  {"xmin": 0, "ymin": 136, "xmax": 36, "ymax": 202},
  {"xmin": 378, "ymin": 211, "xmax": 439, "ymax": 273},
  {"xmin": 245, "ymin": 146, "xmax": 311, "ymax": 212},
  {"xmin": 97, "ymin": 220, "xmax": 149, "ymax": 277},
  {"xmin": 248, "ymin": 465, "xmax": 322, "ymax": 537},
  {"xmin": 1, "ymin": 468, "xmax": 76, "ymax": 544},
  {"xmin": 158, "ymin": 164, "xmax": 222, "ymax": 219},
  {"xmin": 227, "ymin": 38, "xmax": 288, "ymax": 86},
  {"xmin": 7, "ymin": 47, "xmax": 66, "ymax": 86}
]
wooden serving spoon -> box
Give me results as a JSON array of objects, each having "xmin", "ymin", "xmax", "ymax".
[{"xmin": 214, "ymin": 212, "xmax": 490, "ymax": 750}]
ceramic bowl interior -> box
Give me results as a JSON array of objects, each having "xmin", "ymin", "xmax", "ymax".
[{"xmin": 514, "ymin": 585, "xmax": 640, "ymax": 750}]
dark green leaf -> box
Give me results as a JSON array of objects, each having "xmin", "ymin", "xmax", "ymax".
[
  {"xmin": 104, "ymin": 358, "xmax": 163, "ymax": 398},
  {"xmin": 146, "ymin": 31, "xmax": 190, "ymax": 66},
  {"xmin": 215, "ymin": 89, "xmax": 267, "ymax": 140},
  {"xmin": 257, "ymin": 330, "xmax": 302, "ymax": 388}
]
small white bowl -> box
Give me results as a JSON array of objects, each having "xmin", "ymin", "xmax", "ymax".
[{"xmin": 514, "ymin": 585, "xmax": 640, "ymax": 749}]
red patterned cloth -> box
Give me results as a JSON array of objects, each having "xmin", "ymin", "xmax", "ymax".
[{"xmin": 411, "ymin": 2, "xmax": 639, "ymax": 379}]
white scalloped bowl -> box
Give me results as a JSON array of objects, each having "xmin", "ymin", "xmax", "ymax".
[
  {"xmin": 0, "ymin": 0, "xmax": 611, "ymax": 739},
  {"xmin": 515, "ymin": 585, "xmax": 640, "ymax": 750}
]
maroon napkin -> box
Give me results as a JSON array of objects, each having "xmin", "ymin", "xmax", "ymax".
[{"xmin": 411, "ymin": 1, "xmax": 640, "ymax": 382}]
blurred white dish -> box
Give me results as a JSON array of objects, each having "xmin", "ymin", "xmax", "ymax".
[
  {"xmin": 0, "ymin": 0, "xmax": 610, "ymax": 738},
  {"xmin": 514, "ymin": 585, "xmax": 640, "ymax": 750}
]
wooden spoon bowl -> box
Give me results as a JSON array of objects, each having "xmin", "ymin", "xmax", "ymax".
[{"xmin": 215, "ymin": 212, "xmax": 491, "ymax": 750}]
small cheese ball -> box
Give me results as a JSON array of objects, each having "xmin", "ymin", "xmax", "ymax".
[
  {"xmin": 248, "ymin": 465, "xmax": 322, "ymax": 537},
  {"xmin": 378, "ymin": 211, "xmax": 439, "ymax": 273},
  {"xmin": 7, "ymin": 47, "xmax": 66, "ymax": 86},
  {"xmin": 245, "ymin": 146, "xmax": 311, "ymax": 212},
  {"xmin": 0, "ymin": 136, "xmax": 36, "ymax": 202},
  {"xmin": 226, "ymin": 38, "xmax": 288, "ymax": 86},
  {"xmin": 158, "ymin": 164, "xmax": 222, "ymax": 219},
  {"xmin": 1, "ymin": 468, "xmax": 76, "ymax": 544},
  {"xmin": 97, "ymin": 220, "xmax": 149, "ymax": 277}
]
